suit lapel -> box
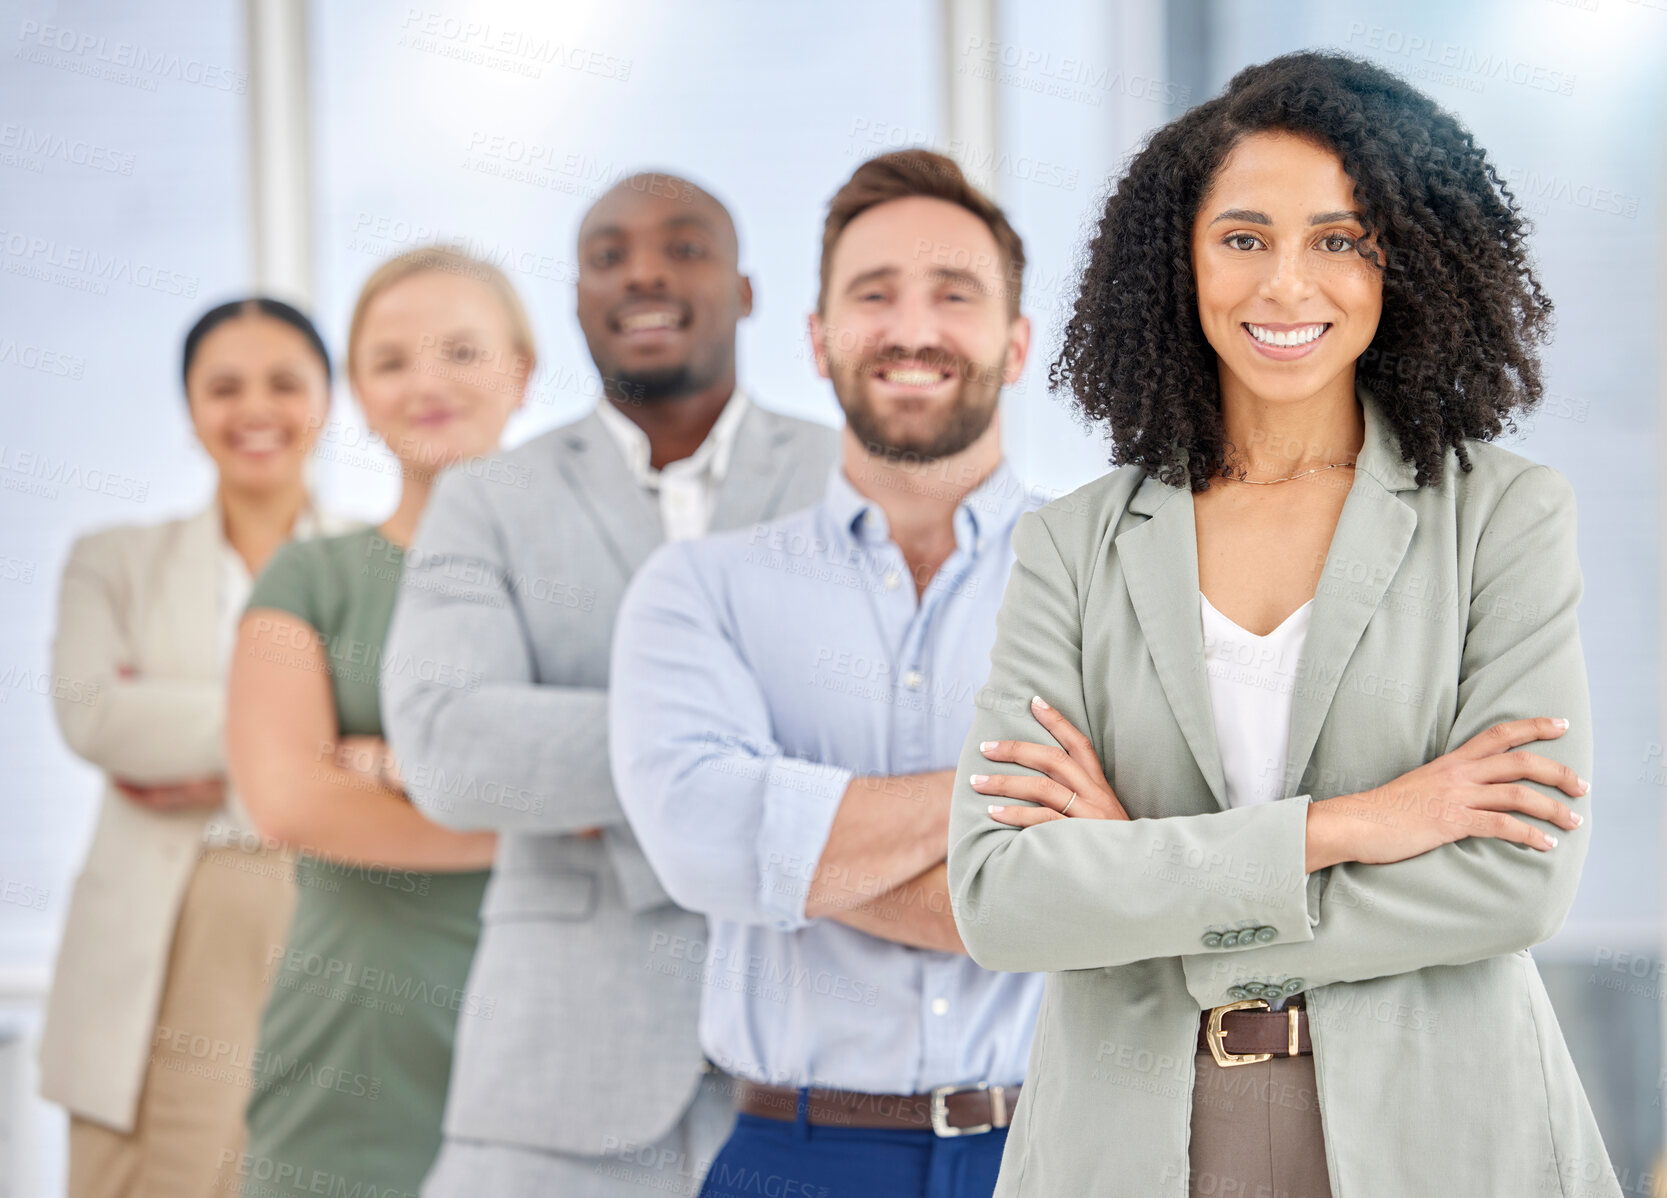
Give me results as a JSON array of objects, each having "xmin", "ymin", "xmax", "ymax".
[
  {"xmin": 708, "ymin": 405, "xmax": 799, "ymax": 531},
  {"xmin": 552, "ymin": 410, "xmax": 664, "ymax": 581},
  {"xmin": 1117, "ymin": 381, "xmax": 1418, "ymax": 812},
  {"xmin": 1118, "ymin": 478, "xmax": 1230, "ymax": 810},
  {"xmin": 1281, "ymin": 384, "xmax": 1418, "ymax": 797}
]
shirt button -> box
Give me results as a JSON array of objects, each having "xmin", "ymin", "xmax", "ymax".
[
  {"xmin": 930, "ymin": 997, "xmax": 949, "ymax": 1016},
  {"xmin": 883, "ymin": 570, "xmax": 901, "ymax": 590},
  {"xmin": 902, "ymin": 670, "xmax": 923, "ymax": 690}
]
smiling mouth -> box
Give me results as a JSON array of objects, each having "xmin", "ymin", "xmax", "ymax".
[
  {"xmin": 873, "ymin": 362, "xmax": 954, "ymax": 388},
  {"xmin": 1243, "ymin": 322, "xmax": 1331, "ymax": 348},
  {"xmin": 229, "ymin": 427, "xmax": 290, "ymax": 453},
  {"xmin": 615, "ymin": 308, "xmax": 686, "ymax": 335}
]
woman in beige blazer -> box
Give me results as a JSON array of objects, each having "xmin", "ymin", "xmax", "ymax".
[
  {"xmin": 948, "ymin": 52, "xmax": 1619, "ymax": 1197},
  {"xmin": 41, "ymin": 299, "xmax": 357, "ymax": 1198}
]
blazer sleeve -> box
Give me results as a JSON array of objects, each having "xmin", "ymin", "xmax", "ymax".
[
  {"xmin": 609, "ymin": 540, "xmax": 855, "ymax": 929},
  {"xmin": 51, "ymin": 531, "xmax": 226, "ymax": 783},
  {"xmin": 1179, "ymin": 464, "xmax": 1594, "ymax": 1007},
  {"xmin": 947, "ymin": 507, "xmax": 1320, "ymax": 974},
  {"xmin": 381, "ymin": 464, "xmax": 628, "ymax": 838}
]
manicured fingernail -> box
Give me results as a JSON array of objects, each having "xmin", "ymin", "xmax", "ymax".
[
  {"xmin": 987, "ymin": 805, "xmax": 1004, "ymax": 815},
  {"xmin": 1032, "ymin": 695, "xmax": 1050, "ymax": 709},
  {"xmin": 1576, "ymin": 777, "xmax": 1589, "ymax": 794},
  {"xmin": 980, "ymin": 741, "xmax": 997, "ymax": 753},
  {"xmin": 1571, "ymin": 812, "xmax": 1584, "ymax": 826},
  {"xmin": 970, "ymin": 774, "xmax": 989, "ymax": 786},
  {"xmin": 1553, "ymin": 718, "xmax": 1569, "ymax": 730},
  {"xmin": 1545, "ymin": 835, "xmax": 1559, "ymax": 849}
]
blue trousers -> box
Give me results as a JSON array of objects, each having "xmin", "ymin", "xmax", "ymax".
[{"xmin": 696, "ymin": 1103, "xmax": 1009, "ymax": 1198}]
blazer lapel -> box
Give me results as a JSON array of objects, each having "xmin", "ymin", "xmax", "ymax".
[
  {"xmin": 707, "ymin": 404, "xmax": 801, "ymax": 531},
  {"xmin": 1116, "ymin": 381, "xmax": 1418, "ymax": 812},
  {"xmin": 552, "ymin": 410, "xmax": 664, "ymax": 581},
  {"xmin": 1281, "ymin": 383, "xmax": 1418, "ymax": 798},
  {"xmin": 1118, "ymin": 477, "xmax": 1231, "ymax": 810}
]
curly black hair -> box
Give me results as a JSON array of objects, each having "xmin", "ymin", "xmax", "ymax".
[{"xmin": 1049, "ymin": 50, "xmax": 1553, "ymax": 490}]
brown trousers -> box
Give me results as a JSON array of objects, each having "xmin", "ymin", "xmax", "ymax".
[
  {"xmin": 67, "ymin": 846, "xmax": 295, "ymax": 1198},
  {"xmin": 1188, "ymin": 1047, "xmax": 1334, "ymax": 1198}
]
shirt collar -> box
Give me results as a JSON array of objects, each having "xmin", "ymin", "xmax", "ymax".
[
  {"xmin": 593, "ymin": 388, "xmax": 751, "ymax": 489},
  {"xmin": 824, "ymin": 456, "xmax": 1030, "ymax": 556}
]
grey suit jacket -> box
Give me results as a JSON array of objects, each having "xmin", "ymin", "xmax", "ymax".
[
  {"xmin": 947, "ymin": 382, "xmax": 1619, "ymax": 1196},
  {"xmin": 382, "ymin": 400, "xmax": 838, "ymax": 1158}
]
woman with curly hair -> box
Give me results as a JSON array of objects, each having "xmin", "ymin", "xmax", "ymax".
[{"xmin": 947, "ymin": 50, "xmax": 1620, "ymax": 1197}]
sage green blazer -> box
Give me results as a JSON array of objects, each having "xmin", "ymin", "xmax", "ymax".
[{"xmin": 948, "ymin": 382, "xmax": 1619, "ymax": 1197}]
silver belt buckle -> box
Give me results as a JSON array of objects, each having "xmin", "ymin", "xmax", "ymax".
[{"xmin": 930, "ymin": 1082, "xmax": 1003, "ymax": 1137}]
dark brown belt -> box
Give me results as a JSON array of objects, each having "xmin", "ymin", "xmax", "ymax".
[
  {"xmin": 733, "ymin": 1079, "xmax": 1020, "ymax": 1137},
  {"xmin": 1197, "ymin": 999, "xmax": 1312, "ymax": 1067}
]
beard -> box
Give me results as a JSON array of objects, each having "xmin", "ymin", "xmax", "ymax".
[
  {"xmin": 829, "ymin": 345, "xmax": 1004, "ymax": 462},
  {"xmin": 609, "ymin": 363, "xmax": 701, "ymax": 404}
]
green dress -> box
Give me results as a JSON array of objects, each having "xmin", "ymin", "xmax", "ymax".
[{"xmin": 240, "ymin": 528, "xmax": 489, "ymax": 1197}]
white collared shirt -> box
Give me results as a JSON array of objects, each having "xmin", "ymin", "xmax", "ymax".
[{"xmin": 592, "ymin": 388, "xmax": 750, "ymax": 542}]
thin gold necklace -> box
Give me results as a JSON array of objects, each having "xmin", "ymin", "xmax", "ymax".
[{"xmin": 1221, "ymin": 461, "xmax": 1356, "ymax": 485}]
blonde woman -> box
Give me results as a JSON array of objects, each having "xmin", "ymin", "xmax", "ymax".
[
  {"xmin": 225, "ymin": 248, "xmax": 533, "ymax": 1197},
  {"xmin": 43, "ymin": 299, "xmax": 353, "ymax": 1197}
]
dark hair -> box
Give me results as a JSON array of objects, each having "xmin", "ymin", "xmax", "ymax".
[
  {"xmin": 820, "ymin": 149, "xmax": 1027, "ymax": 318},
  {"xmin": 1051, "ymin": 50, "xmax": 1553, "ymax": 490},
  {"xmin": 181, "ymin": 298, "xmax": 332, "ymax": 391}
]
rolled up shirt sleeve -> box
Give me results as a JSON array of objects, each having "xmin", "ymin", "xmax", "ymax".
[{"xmin": 610, "ymin": 539, "xmax": 854, "ymax": 930}]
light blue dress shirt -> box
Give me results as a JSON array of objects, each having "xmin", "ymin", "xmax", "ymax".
[{"xmin": 610, "ymin": 458, "xmax": 1047, "ymax": 1094}]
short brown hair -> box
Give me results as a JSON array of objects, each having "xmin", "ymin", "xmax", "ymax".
[{"xmin": 818, "ymin": 149, "xmax": 1026, "ymax": 318}]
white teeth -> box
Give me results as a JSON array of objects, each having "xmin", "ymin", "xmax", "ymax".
[
  {"xmin": 1247, "ymin": 323, "xmax": 1328, "ymax": 348},
  {"xmin": 880, "ymin": 368, "xmax": 944, "ymax": 387},
  {"xmin": 235, "ymin": 429, "xmax": 283, "ymax": 451},
  {"xmin": 620, "ymin": 311, "xmax": 679, "ymax": 332}
]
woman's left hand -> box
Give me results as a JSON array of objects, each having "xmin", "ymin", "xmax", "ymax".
[{"xmin": 972, "ymin": 695, "xmax": 1130, "ymax": 826}]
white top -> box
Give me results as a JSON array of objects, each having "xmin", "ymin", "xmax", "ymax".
[
  {"xmin": 593, "ymin": 388, "xmax": 751, "ymax": 541},
  {"xmin": 1199, "ymin": 591, "xmax": 1314, "ymax": 809}
]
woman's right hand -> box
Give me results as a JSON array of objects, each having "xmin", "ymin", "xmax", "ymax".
[{"xmin": 1307, "ymin": 716, "xmax": 1588, "ymax": 871}]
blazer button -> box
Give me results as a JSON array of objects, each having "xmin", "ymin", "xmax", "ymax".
[
  {"xmin": 1221, "ymin": 930, "xmax": 1242, "ymax": 948},
  {"xmin": 1255, "ymin": 926, "xmax": 1277, "ymax": 943},
  {"xmin": 1202, "ymin": 932, "xmax": 1223, "ymax": 949},
  {"xmin": 1281, "ymin": 979, "xmax": 1304, "ymax": 996},
  {"xmin": 1227, "ymin": 985, "xmax": 1249, "ymax": 1000}
]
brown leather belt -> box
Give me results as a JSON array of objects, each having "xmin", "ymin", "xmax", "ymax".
[
  {"xmin": 733, "ymin": 1079, "xmax": 1020, "ymax": 1136},
  {"xmin": 1197, "ymin": 999, "xmax": 1312, "ymax": 1066}
]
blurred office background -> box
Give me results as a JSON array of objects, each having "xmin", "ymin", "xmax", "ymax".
[{"xmin": 0, "ymin": 0, "xmax": 1661, "ymax": 1193}]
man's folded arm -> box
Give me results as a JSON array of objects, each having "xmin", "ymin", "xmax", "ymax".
[{"xmin": 381, "ymin": 466, "xmax": 625, "ymax": 835}]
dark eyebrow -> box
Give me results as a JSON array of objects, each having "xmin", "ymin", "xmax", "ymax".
[
  {"xmin": 1207, "ymin": 208, "xmax": 1366, "ymax": 227},
  {"xmin": 1209, "ymin": 208, "xmax": 1269, "ymax": 226}
]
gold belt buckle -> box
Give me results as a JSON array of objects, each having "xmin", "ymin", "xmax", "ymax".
[{"xmin": 1206, "ymin": 998, "xmax": 1273, "ymax": 1067}]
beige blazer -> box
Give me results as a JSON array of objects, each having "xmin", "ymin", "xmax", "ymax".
[
  {"xmin": 39, "ymin": 499, "xmax": 357, "ymax": 1131},
  {"xmin": 948, "ymin": 383, "xmax": 1620, "ymax": 1196}
]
